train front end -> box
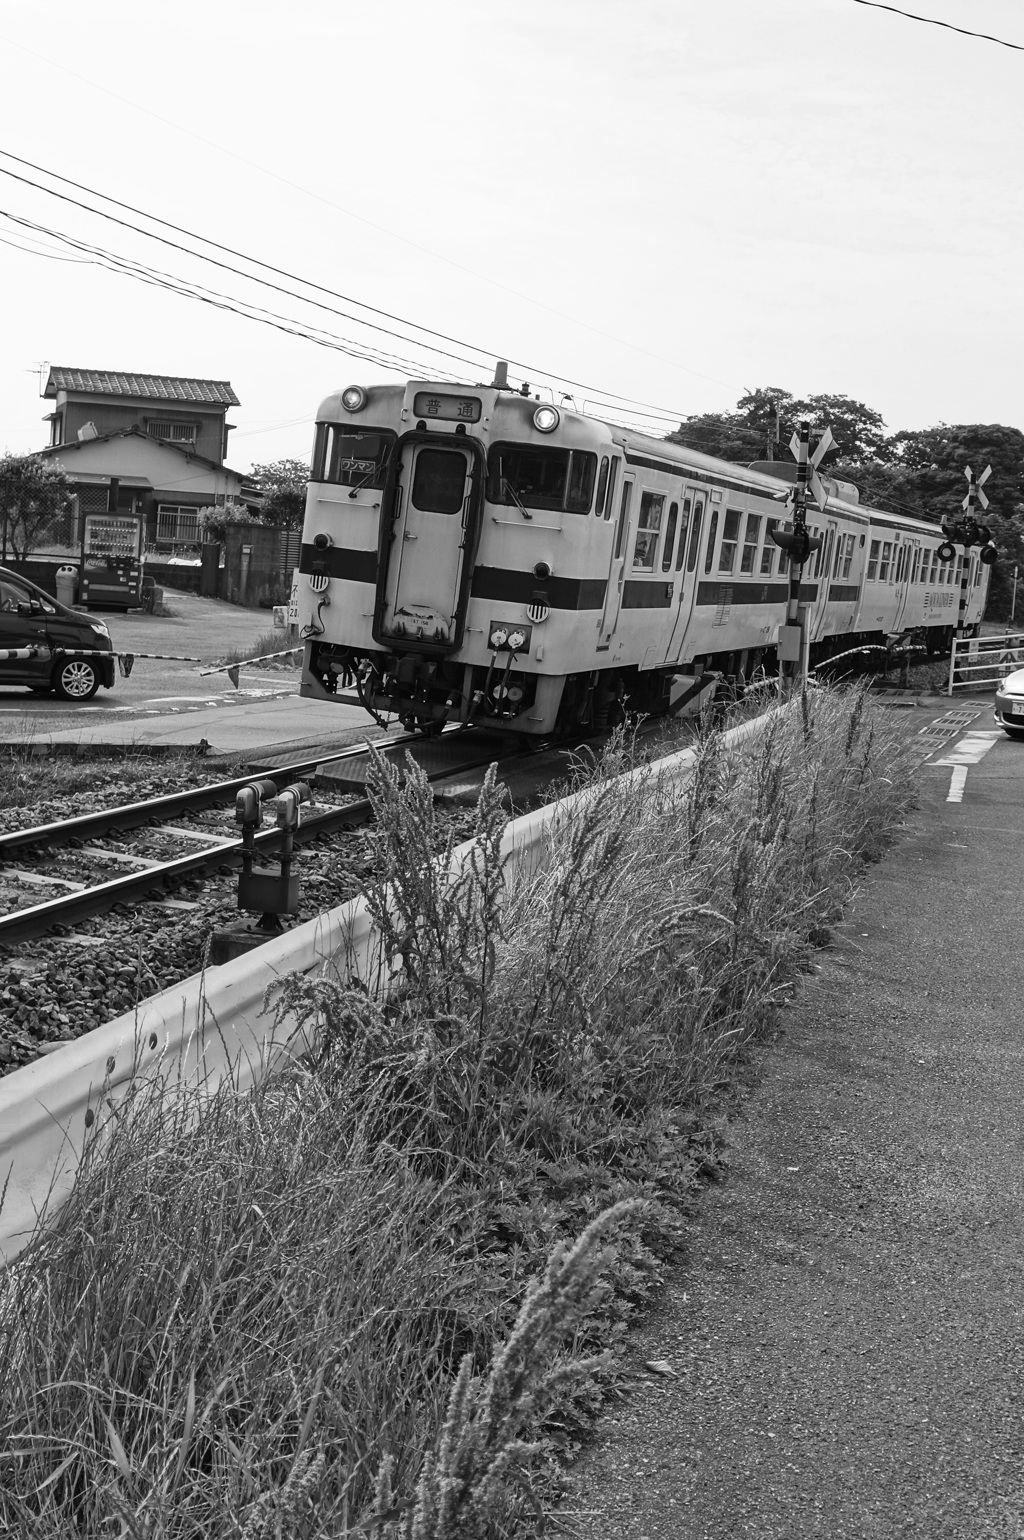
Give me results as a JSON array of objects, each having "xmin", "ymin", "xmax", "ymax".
[{"xmin": 297, "ymin": 378, "xmax": 612, "ymax": 736}]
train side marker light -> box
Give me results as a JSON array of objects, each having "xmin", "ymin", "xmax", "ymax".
[
  {"xmin": 533, "ymin": 405, "xmax": 559, "ymax": 433},
  {"xmin": 341, "ymin": 385, "xmax": 367, "ymax": 412}
]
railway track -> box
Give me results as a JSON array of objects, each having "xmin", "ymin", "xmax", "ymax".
[{"xmin": 0, "ymin": 731, "xmax": 512, "ymax": 948}]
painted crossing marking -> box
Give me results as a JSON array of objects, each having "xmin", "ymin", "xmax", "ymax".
[{"xmin": 931, "ymin": 729, "xmax": 1002, "ymax": 802}]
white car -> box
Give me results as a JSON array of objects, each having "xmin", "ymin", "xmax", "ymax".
[{"xmin": 994, "ymin": 667, "xmax": 1024, "ymax": 739}]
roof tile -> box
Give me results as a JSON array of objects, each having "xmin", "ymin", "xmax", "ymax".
[{"xmin": 45, "ymin": 368, "xmax": 240, "ymax": 407}]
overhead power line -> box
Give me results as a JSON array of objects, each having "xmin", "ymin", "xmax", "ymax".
[
  {"xmin": 851, "ymin": 0, "xmax": 1024, "ymax": 51},
  {"xmin": 0, "ymin": 149, "xmax": 694, "ymax": 427}
]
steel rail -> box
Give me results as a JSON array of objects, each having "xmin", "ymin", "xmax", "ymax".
[
  {"xmin": 0, "ymin": 733, "xmax": 426, "ymax": 857},
  {"xmin": 0, "ymin": 742, "xmax": 507, "ymax": 946}
]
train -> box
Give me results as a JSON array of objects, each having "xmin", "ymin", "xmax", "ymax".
[{"xmin": 294, "ymin": 371, "xmax": 991, "ymax": 738}]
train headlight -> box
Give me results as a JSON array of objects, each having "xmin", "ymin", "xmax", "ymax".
[
  {"xmin": 533, "ymin": 405, "xmax": 559, "ymax": 433},
  {"xmin": 341, "ymin": 385, "xmax": 367, "ymax": 412}
]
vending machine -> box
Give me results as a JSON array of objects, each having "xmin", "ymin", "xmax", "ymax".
[{"xmin": 79, "ymin": 486, "xmax": 143, "ymax": 609}]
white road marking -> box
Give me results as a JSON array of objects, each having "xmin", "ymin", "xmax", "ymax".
[
  {"xmin": 947, "ymin": 766, "xmax": 969, "ymax": 802},
  {"xmin": 932, "ymin": 731, "xmax": 1001, "ymax": 767}
]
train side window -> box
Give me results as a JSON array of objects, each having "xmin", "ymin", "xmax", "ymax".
[
  {"xmin": 662, "ymin": 501, "xmax": 679, "ymax": 572},
  {"xmin": 633, "ymin": 491, "xmax": 665, "ymax": 570},
  {"xmin": 605, "ymin": 457, "xmax": 620, "ymax": 521},
  {"xmin": 614, "ymin": 481, "xmax": 633, "ymax": 559},
  {"xmin": 676, "ymin": 496, "xmax": 692, "ymax": 570},
  {"xmin": 717, "ymin": 509, "xmax": 741, "ymax": 574},
  {"xmin": 740, "ymin": 514, "xmax": 761, "ymax": 574},
  {"xmin": 843, "ymin": 533, "xmax": 854, "ymax": 579},
  {"xmin": 867, "ymin": 539, "xmax": 880, "ymax": 580},
  {"xmin": 685, "ymin": 498, "xmax": 705, "ymax": 572},
  {"xmin": 595, "ymin": 457, "xmax": 610, "ymax": 517},
  {"xmin": 703, "ymin": 507, "xmax": 720, "ymax": 575},
  {"xmin": 761, "ymin": 520, "xmax": 777, "ymax": 576}
]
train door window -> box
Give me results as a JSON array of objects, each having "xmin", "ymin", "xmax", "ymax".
[
  {"xmin": 832, "ymin": 533, "xmax": 844, "ymax": 577},
  {"xmin": 761, "ymin": 520, "xmax": 778, "ymax": 576},
  {"xmin": 613, "ymin": 481, "xmax": 633, "ymax": 559},
  {"xmin": 973, "ymin": 556, "xmax": 982, "ymax": 588},
  {"xmin": 717, "ymin": 509, "xmax": 741, "ymax": 573},
  {"xmin": 676, "ymin": 497, "xmax": 692, "ymax": 570},
  {"xmin": 633, "ymin": 491, "xmax": 665, "ymax": 570},
  {"xmin": 595, "ymin": 457, "xmax": 610, "ymax": 517},
  {"xmin": 894, "ymin": 546, "xmax": 905, "ymax": 583},
  {"xmin": 810, "ymin": 528, "xmax": 821, "ymax": 578},
  {"xmin": 867, "ymin": 539, "xmax": 880, "ymax": 580},
  {"xmin": 685, "ymin": 497, "xmax": 705, "ymax": 572},
  {"xmin": 412, "ymin": 448, "xmax": 467, "ymax": 514},
  {"xmin": 842, "ymin": 534, "xmax": 855, "ymax": 579},
  {"xmin": 703, "ymin": 507, "xmax": 720, "ymax": 575},
  {"xmin": 817, "ymin": 527, "xmax": 834, "ymax": 580},
  {"xmin": 605, "ymin": 457, "xmax": 620, "ymax": 521},
  {"xmin": 879, "ymin": 542, "xmax": 892, "ymax": 582},
  {"xmin": 954, "ymin": 554, "xmax": 964, "ymax": 588},
  {"xmin": 662, "ymin": 501, "xmax": 679, "ymax": 572},
  {"xmin": 740, "ymin": 514, "xmax": 761, "ymax": 574},
  {"xmin": 911, "ymin": 547, "xmax": 921, "ymax": 584}
]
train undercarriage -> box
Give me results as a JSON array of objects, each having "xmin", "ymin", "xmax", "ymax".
[{"xmin": 308, "ymin": 621, "xmax": 965, "ymax": 741}]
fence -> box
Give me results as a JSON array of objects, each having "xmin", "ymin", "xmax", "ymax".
[{"xmin": 947, "ymin": 631, "xmax": 1024, "ymax": 694}]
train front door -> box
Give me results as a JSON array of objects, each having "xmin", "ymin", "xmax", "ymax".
[{"xmin": 380, "ymin": 440, "xmax": 475, "ymax": 646}]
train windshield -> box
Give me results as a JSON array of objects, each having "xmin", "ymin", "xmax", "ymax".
[
  {"xmin": 487, "ymin": 443, "xmax": 597, "ymax": 514},
  {"xmin": 312, "ymin": 424, "xmax": 396, "ymax": 488}
]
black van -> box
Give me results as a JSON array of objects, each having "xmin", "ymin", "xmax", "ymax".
[{"xmin": 0, "ymin": 566, "xmax": 115, "ymax": 701}]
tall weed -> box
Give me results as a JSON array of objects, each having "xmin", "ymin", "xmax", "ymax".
[{"xmin": 0, "ymin": 684, "xmax": 915, "ymax": 1537}]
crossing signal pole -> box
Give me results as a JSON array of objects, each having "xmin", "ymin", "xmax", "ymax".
[
  {"xmin": 937, "ymin": 465, "xmax": 997, "ymax": 637},
  {"xmin": 771, "ymin": 421, "xmax": 833, "ymax": 699}
]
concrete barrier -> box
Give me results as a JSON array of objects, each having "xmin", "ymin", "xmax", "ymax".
[{"xmin": 0, "ymin": 712, "xmax": 775, "ymax": 1265}]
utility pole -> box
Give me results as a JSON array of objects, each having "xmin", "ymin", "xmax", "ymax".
[{"xmin": 771, "ymin": 421, "xmax": 832, "ymax": 700}]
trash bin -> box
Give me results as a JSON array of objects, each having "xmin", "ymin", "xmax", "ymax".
[
  {"xmin": 55, "ymin": 565, "xmax": 78, "ymax": 608},
  {"xmin": 140, "ymin": 574, "xmax": 156, "ymax": 614}
]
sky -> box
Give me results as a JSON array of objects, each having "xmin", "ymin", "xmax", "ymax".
[{"xmin": 0, "ymin": 0, "xmax": 1020, "ymax": 473}]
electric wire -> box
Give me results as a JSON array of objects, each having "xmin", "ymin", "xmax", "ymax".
[
  {"xmin": 851, "ymin": 0, "xmax": 1024, "ymax": 51},
  {"xmin": 0, "ymin": 150, "xmax": 695, "ymax": 425}
]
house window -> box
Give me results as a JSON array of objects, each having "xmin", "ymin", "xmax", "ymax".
[
  {"xmin": 147, "ymin": 420, "xmax": 198, "ymax": 445},
  {"xmin": 156, "ymin": 504, "xmax": 202, "ymax": 543}
]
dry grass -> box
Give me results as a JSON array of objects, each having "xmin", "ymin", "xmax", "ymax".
[{"xmin": 0, "ymin": 684, "xmax": 916, "ymax": 1538}]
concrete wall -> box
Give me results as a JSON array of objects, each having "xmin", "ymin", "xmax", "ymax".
[{"xmin": 222, "ymin": 523, "xmax": 293, "ymax": 608}]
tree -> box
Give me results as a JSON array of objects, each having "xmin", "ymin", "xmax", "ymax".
[
  {"xmin": 0, "ymin": 453, "xmax": 74, "ymax": 562},
  {"xmin": 197, "ymin": 501, "xmax": 254, "ymax": 545},
  {"xmin": 788, "ymin": 394, "xmax": 889, "ymax": 463},
  {"xmin": 249, "ymin": 459, "xmax": 309, "ymax": 532}
]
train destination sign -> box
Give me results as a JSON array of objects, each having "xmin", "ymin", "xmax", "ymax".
[{"xmin": 413, "ymin": 392, "xmax": 482, "ymax": 423}]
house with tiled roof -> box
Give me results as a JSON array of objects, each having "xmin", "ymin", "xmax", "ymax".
[{"xmin": 39, "ymin": 366, "xmax": 259, "ymax": 554}]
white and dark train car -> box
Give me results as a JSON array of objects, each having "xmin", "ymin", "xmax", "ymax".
[{"xmin": 295, "ymin": 378, "xmax": 990, "ymax": 737}]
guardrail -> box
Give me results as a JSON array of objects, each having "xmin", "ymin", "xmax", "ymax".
[
  {"xmin": 948, "ymin": 631, "xmax": 1024, "ymax": 694},
  {"xmin": 0, "ymin": 713, "xmax": 775, "ymax": 1266}
]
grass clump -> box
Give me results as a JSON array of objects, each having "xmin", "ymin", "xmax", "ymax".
[{"xmin": 0, "ymin": 684, "xmax": 915, "ymax": 1537}]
